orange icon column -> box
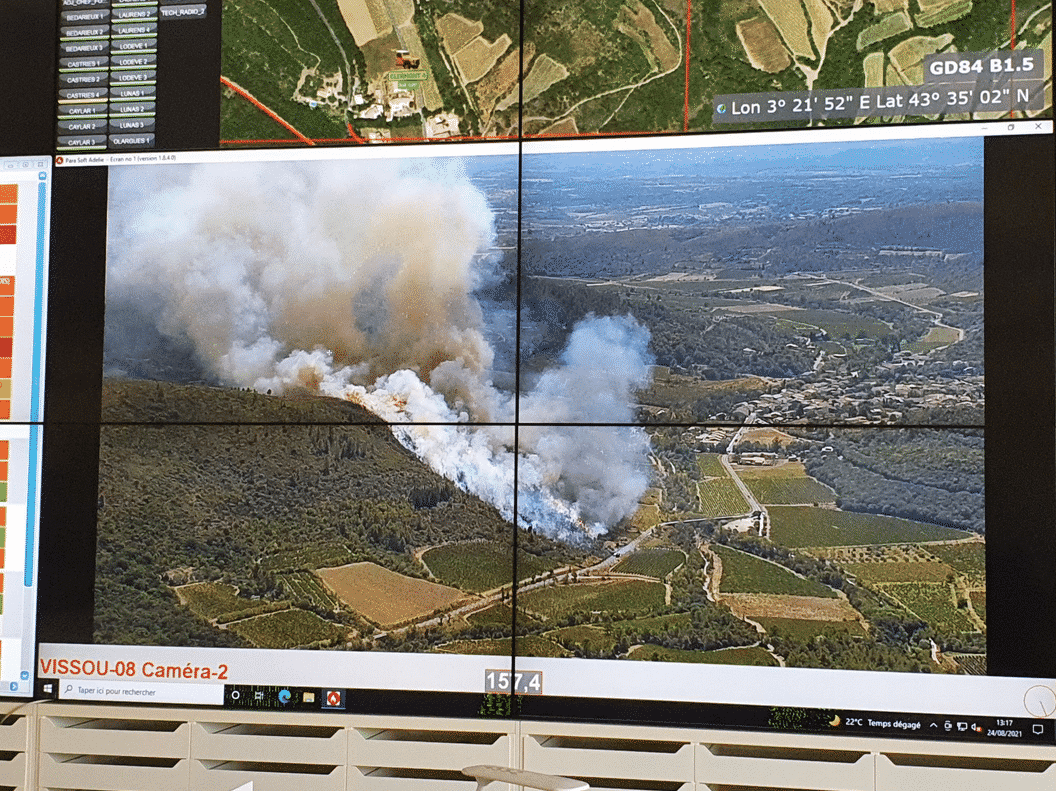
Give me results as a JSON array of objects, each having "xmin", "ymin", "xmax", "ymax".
[{"xmin": 0, "ymin": 183, "xmax": 14, "ymax": 423}]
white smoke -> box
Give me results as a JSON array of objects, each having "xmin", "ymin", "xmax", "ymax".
[{"xmin": 105, "ymin": 159, "xmax": 652, "ymax": 539}]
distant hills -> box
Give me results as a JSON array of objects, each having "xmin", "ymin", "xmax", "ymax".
[{"xmin": 523, "ymin": 202, "xmax": 983, "ymax": 280}]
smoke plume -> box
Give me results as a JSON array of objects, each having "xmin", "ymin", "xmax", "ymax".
[{"xmin": 105, "ymin": 159, "xmax": 652, "ymax": 539}]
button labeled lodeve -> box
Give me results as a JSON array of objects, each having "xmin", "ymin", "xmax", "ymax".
[
  {"xmin": 110, "ymin": 38, "xmax": 157, "ymax": 52},
  {"xmin": 111, "ymin": 70, "xmax": 156, "ymax": 84},
  {"xmin": 111, "ymin": 53, "xmax": 157, "ymax": 68}
]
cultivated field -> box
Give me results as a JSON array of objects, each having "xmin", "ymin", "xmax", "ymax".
[
  {"xmin": 738, "ymin": 463, "xmax": 836, "ymax": 504},
  {"xmin": 547, "ymin": 624, "xmax": 618, "ymax": 653},
  {"xmin": 337, "ymin": 0, "xmax": 387, "ymax": 45},
  {"xmin": 613, "ymin": 548, "xmax": 685, "ymax": 577},
  {"xmin": 260, "ymin": 542, "xmax": 351, "ymax": 573},
  {"xmin": 436, "ymin": 13, "xmax": 482, "ymax": 54},
  {"xmin": 630, "ymin": 502, "xmax": 662, "ymax": 531},
  {"xmin": 442, "ymin": 635, "xmax": 569, "ymax": 657},
  {"xmin": 475, "ymin": 42, "xmax": 530, "ymax": 114},
  {"xmin": 864, "ymin": 51, "xmax": 885, "ymax": 86},
  {"xmin": 889, "ymin": 34, "xmax": 955, "ymax": 83},
  {"xmin": 712, "ymin": 545, "xmax": 837, "ymax": 598},
  {"xmin": 697, "ymin": 478, "xmax": 750, "ymax": 516},
  {"xmin": 908, "ymin": 325, "xmax": 961, "ymax": 352},
  {"xmin": 842, "ymin": 561, "xmax": 956, "ymax": 583},
  {"xmin": 521, "ymin": 54, "xmax": 570, "ymax": 105},
  {"xmin": 969, "ymin": 590, "xmax": 986, "ymax": 623},
  {"xmin": 466, "ymin": 603, "xmax": 513, "ymax": 627},
  {"xmin": 916, "ymin": 0, "xmax": 972, "ymax": 27},
  {"xmin": 539, "ymin": 117, "xmax": 578, "ymax": 136},
  {"xmin": 883, "ymin": 582, "xmax": 978, "ymax": 632},
  {"xmin": 423, "ymin": 542, "xmax": 510, "ymax": 591},
  {"xmin": 175, "ymin": 583, "xmax": 247, "ymax": 620},
  {"xmin": 803, "ymin": 0, "xmax": 834, "ymax": 52},
  {"xmin": 856, "ymin": 11, "xmax": 912, "ymax": 51},
  {"xmin": 229, "ymin": 609, "xmax": 345, "ymax": 649},
  {"xmin": 755, "ymin": 616, "xmax": 864, "ymax": 641},
  {"xmin": 821, "ymin": 544, "xmax": 948, "ymax": 563},
  {"xmin": 278, "ymin": 571, "xmax": 341, "ymax": 610},
  {"xmin": 318, "ymin": 562, "xmax": 471, "ymax": 626},
  {"xmin": 769, "ymin": 506, "xmax": 971, "ymax": 547},
  {"xmin": 615, "ymin": 0, "xmax": 680, "ymax": 72},
  {"xmin": 395, "ymin": 23, "xmax": 442, "ymax": 110},
  {"xmin": 952, "ymin": 652, "xmax": 987, "ymax": 674},
  {"xmin": 697, "ymin": 453, "xmax": 727, "ymax": 477},
  {"xmin": 739, "ymin": 427, "xmax": 795, "ymax": 447},
  {"xmin": 736, "ymin": 16, "xmax": 792, "ymax": 73},
  {"xmin": 424, "ymin": 542, "xmax": 559, "ymax": 590},
  {"xmin": 927, "ymin": 542, "xmax": 986, "ymax": 579},
  {"xmin": 519, "ymin": 579, "xmax": 665, "ymax": 619},
  {"xmin": 771, "ymin": 308, "xmax": 891, "ymax": 339},
  {"xmin": 872, "ymin": 0, "xmax": 909, "ymax": 11},
  {"xmin": 758, "ymin": 0, "xmax": 813, "ymax": 59},
  {"xmin": 454, "ymin": 34, "xmax": 512, "ymax": 83},
  {"xmin": 629, "ymin": 645, "xmax": 777, "ymax": 665},
  {"xmin": 723, "ymin": 593, "xmax": 861, "ymax": 622}
]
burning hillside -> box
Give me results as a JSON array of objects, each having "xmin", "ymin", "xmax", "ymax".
[{"xmin": 104, "ymin": 157, "xmax": 652, "ymax": 539}]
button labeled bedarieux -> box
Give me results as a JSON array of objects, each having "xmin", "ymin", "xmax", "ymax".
[{"xmin": 1023, "ymin": 685, "xmax": 1056, "ymax": 717}]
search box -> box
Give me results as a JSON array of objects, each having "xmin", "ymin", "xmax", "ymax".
[{"xmin": 59, "ymin": 678, "xmax": 224, "ymax": 705}]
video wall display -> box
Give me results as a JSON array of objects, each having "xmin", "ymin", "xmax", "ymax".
[
  {"xmin": 513, "ymin": 138, "xmax": 985, "ymax": 672},
  {"xmin": 32, "ymin": 124, "xmax": 1055, "ymax": 735},
  {"xmin": 217, "ymin": 0, "xmax": 1052, "ymax": 142},
  {"xmin": 40, "ymin": 0, "xmax": 1052, "ymax": 155},
  {"xmin": 97, "ymin": 151, "xmax": 520, "ymax": 662}
]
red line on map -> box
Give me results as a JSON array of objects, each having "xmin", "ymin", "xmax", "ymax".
[
  {"xmin": 220, "ymin": 139, "xmax": 307, "ymax": 144},
  {"xmin": 346, "ymin": 122, "xmax": 367, "ymax": 144},
  {"xmin": 1010, "ymin": 0, "xmax": 1017, "ymax": 117},
  {"xmin": 684, "ymin": 0, "xmax": 692, "ymax": 130},
  {"xmin": 220, "ymin": 77, "xmax": 314, "ymax": 145},
  {"xmin": 220, "ymin": 134, "xmax": 521, "ymax": 146},
  {"xmin": 526, "ymin": 129, "xmax": 678, "ymax": 139},
  {"xmin": 220, "ymin": 129, "xmax": 692, "ymax": 147}
]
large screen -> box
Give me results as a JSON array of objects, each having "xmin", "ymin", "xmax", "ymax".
[
  {"xmin": 0, "ymin": 0, "xmax": 1051, "ymax": 748},
  {"xmin": 34, "ymin": 119, "xmax": 1056, "ymax": 744},
  {"xmin": 33, "ymin": 0, "xmax": 1051, "ymax": 152}
]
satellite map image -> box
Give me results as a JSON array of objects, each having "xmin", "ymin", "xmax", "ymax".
[{"xmin": 219, "ymin": 0, "xmax": 1052, "ymax": 143}]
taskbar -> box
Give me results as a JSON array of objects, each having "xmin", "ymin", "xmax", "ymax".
[{"xmin": 37, "ymin": 678, "xmax": 1055, "ymax": 745}]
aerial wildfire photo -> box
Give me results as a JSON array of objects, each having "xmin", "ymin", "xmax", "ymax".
[
  {"xmin": 219, "ymin": 0, "xmax": 1052, "ymax": 142},
  {"xmin": 97, "ymin": 136, "xmax": 987, "ymax": 676}
]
